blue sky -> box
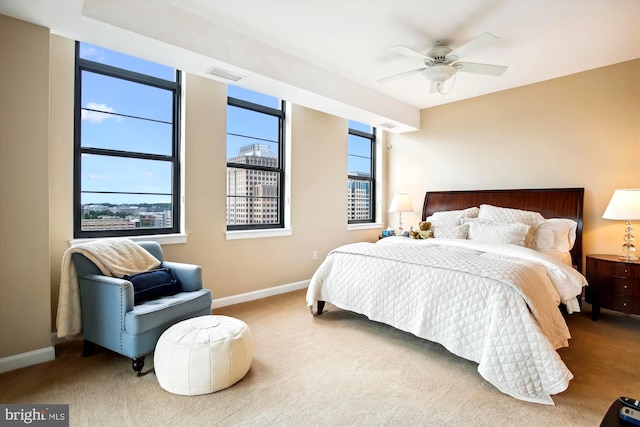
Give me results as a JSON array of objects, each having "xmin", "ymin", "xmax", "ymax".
[{"xmin": 80, "ymin": 42, "xmax": 372, "ymax": 205}]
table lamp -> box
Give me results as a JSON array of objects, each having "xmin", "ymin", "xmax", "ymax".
[
  {"xmin": 602, "ymin": 188, "xmax": 640, "ymax": 261},
  {"xmin": 388, "ymin": 193, "xmax": 413, "ymax": 236}
]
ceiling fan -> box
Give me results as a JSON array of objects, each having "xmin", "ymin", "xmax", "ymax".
[{"xmin": 380, "ymin": 32, "xmax": 508, "ymax": 94}]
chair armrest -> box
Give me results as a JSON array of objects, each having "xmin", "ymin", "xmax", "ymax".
[
  {"xmin": 162, "ymin": 261, "xmax": 203, "ymax": 292},
  {"xmin": 78, "ymin": 275, "xmax": 135, "ymax": 348},
  {"xmin": 79, "ymin": 274, "xmax": 135, "ymax": 315}
]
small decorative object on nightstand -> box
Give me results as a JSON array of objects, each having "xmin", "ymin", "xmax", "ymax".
[
  {"xmin": 381, "ymin": 228, "xmax": 395, "ymax": 238},
  {"xmin": 585, "ymin": 254, "xmax": 640, "ymax": 321}
]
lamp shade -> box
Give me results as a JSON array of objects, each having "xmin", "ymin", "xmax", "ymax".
[
  {"xmin": 602, "ymin": 189, "xmax": 640, "ymax": 220},
  {"xmin": 388, "ymin": 193, "xmax": 413, "ymax": 213}
]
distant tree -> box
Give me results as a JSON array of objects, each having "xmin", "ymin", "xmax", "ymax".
[{"xmin": 83, "ymin": 210, "xmax": 128, "ymax": 219}]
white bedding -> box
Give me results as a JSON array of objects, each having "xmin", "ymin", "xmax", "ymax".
[{"xmin": 306, "ymin": 237, "xmax": 588, "ymax": 405}]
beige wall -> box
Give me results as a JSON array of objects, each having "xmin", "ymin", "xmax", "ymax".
[
  {"xmin": 0, "ymin": 16, "xmax": 52, "ymax": 358},
  {"xmin": 387, "ymin": 59, "xmax": 640, "ymax": 267},
  {"xmin": 49, "ymin": 35, "xmax": 75, "ymax": 340}
]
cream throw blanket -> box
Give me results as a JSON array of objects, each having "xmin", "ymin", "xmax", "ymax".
[{"xmin": 56, "ymin": 238, "xmax": 161, "ymax": 339}]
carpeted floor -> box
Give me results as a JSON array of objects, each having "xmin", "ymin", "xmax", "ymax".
[{"xmin": 1, "ymin": 289, "xmax": 638, "ymax": 426}]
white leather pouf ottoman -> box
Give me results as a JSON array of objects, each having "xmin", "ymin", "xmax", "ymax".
[{"xmin": 154, "ymin": 315, "xmax": 253, "ymax": 396}]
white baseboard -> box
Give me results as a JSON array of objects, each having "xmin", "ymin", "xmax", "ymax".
[
  {"xmin": 212, "ymin": 279, "xmax": 309, "ymax": 309},
  {"xmin": 0, "ymin": 346, "xmax": 55, "ymax": 374}
]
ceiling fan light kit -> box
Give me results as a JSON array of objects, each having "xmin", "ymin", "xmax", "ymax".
[
  {"xmin": 423, "ymin": 64, "xmax": 456, "ymax": 84},
  {"xmin": 380, "ymin": 32, "xmax": 508, "ymax": 95}
]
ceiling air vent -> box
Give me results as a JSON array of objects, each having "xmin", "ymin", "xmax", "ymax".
[
  {"xmin": 205, "ymin": 66, "xmax": 244, "ymax": 82},
  {"xmin": 378, "ymin": 122, "xmax": 397, "ymax": 129}
]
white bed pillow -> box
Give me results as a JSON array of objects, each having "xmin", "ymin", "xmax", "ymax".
[
  {"xmin": 478, "ymin": 204, "xmax": 546, "ymax": 227},
  {"xmin": 477, "ymin": 205, "xmax": 545, "ymax": 247},
  {"xmin": 467, "ymin": 220, "xmax": 531, "ymax": 247},
  {"xmin": 427, "ymin": 207, "xmax": 479, "ymax": 229},
  {"xmin": 534, "ymin": 218, "xmax": 578, "ymax": 252},
  {"xmin": 433, "ymin": 223, "xmax": 469, "ymax": 239}
]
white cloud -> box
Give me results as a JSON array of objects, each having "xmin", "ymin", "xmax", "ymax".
[
  {"xmin": 79, "ymin": 45, "xmax": 105, "ymax": 62},
  {"xmin": 82, "ymin": 102, "xmax": 121, "ymax": 123}
]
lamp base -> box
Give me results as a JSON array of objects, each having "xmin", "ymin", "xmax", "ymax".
[
  {"xmin": 620, "ymin": 222, "xmax": 637, "ymax": 262},
  {"xmin": 618, "ymin": 255, "xmax": 639, "ymax": 262}
]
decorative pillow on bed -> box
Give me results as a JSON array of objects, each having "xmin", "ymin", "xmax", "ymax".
[
  {"xmin": 477, "ymin": 204, "xmax": 545, "ymax": 247},
  {"xmin": 433, "ymin": 223, "xmax": 469, "ymax": 239},
  {"xmin": 467, "ymin": 220, "xmax": 531, "ymax": 246},
  {"xmin": 534, "ymin": 218, "xmax": 578, "ymax": 252},
  {"xmin": 478, "ymin": 204, "xmax": 546, "ymax": 227},
  {"xmin": 123, "ymin": 268, "xmax": 182, "ymax": 305},
  {"xmin": 427, "ymin": 207, "xmax": 480, "ymax": 229}
]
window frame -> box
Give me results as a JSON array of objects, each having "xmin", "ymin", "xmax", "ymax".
[
  {"xmin": 347, "ymin": 125, "xmax": 377, "ymax": 224},
  {"xmin": 73, "ymin": 41, "xmax": 182, "ymax": 238},
  {"xmin": 226, "ymin": 95, "xmax": 286, "ymax": 231}
]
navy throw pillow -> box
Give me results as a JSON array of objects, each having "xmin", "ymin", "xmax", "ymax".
[{"xmin": 123, "ymin": 268, "xmax": 182, "ymax": 304}]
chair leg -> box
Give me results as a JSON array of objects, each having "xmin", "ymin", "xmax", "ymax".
[
  {"xmin": 82, "ymin": 340, "xmax": 96, "ymax": 357},
  {"xmin": 132, "ymin": 356, "xmax": 145, "ymax": 376}
]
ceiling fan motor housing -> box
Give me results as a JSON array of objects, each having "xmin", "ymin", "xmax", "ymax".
[{"xmin": 427, "ymin": 44, "xmax": 453, "ymax": 64}]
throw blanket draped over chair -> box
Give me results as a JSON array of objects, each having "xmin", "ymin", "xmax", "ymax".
[{"xmin": 56, "ymin": 238, "xmax": 161, "ymax": 338}]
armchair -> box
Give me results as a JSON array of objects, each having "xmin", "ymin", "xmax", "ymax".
[{"xmin": 72, "ymin": 241, "xmax": 212, "ymax": 376}]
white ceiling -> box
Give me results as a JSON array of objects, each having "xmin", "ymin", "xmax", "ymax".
[{"xmin": 1, "ymin": 0, "xmax": 639, "ymax": 133}]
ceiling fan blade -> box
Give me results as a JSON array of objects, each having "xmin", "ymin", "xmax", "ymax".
[
  {"xmin": 390, "ymin": 45, "xmax": 431, "ymax": 61},
  {"xmin": 378, "ymin": 67, "xmax": 424, "ymax": 83},
  {"xmin": 456, "ymin": 62, "xmax": 508, "ymax": 76},
  {"xmin": 447, "ymin": 32, "xmax": 498, "ymax": 61}
]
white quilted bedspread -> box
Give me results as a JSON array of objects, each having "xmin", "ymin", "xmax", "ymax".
[{"xmin": 306, "ymin": 238, "xmax": 584, "ymax": 405}]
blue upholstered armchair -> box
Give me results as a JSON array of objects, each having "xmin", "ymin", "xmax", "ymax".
[{"xmin": 72, "ymin": 241, "xmax": 212, "ymax": 375}]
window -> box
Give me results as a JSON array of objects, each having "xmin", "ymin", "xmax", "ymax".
[
  {"xmin": 348, "ymin": 121, "xmax": 376, "ymax": 223},
  {"xmin": 226, "ymin": 86, "xmax": 285, "ymax": 230},
  {"xmin": 74, "ymin": 42, "xmax": 181, "ymax": 238}
]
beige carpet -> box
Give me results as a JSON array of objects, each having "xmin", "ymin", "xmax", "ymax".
[{"xmin": 1, "ymin": 289, "xmax": 639, "ymax": 426}]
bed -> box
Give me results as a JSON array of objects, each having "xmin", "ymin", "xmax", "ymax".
[{"xmin": 306, "ymin": 188, "xmax": 587, "ymax": 405}]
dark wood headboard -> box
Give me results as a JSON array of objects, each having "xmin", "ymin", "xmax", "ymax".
[{"xmin": 422, "ymin": 188, "xmax": 584, "ymax": 272}]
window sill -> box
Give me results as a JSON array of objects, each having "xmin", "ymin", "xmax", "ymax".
[
  {"xmin": 346, "ymin": 222, "xmax": 383, "ymax": 231},
  {"xmin": 225, "ymin": 228, "xmax": 293, "ymax": 240},
  {"xmin": 70, "ymin": 233, "xmax": 188, "ymax": 246}
]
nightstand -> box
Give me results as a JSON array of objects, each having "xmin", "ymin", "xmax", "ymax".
[{"xmin": 585, "ymin": 254, "xmax": 640, "ymax": 321}]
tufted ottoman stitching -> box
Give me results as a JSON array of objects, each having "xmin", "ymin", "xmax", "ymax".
[{"xmin": 154, "ymin": 315, "xmax": 253, "ymax": 396}]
